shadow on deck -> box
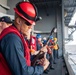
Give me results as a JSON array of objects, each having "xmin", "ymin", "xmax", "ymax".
[{"xmin": 42, "ymin": 57, "xmax": 69, "ymax": 75}]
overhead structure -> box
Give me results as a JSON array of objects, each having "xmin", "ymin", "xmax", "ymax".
[
  {"xmin": 28, "ymin": 0, "xmax": 76, "ymax": 42},
  {"xmin": 28, "ymin": 0, "xmax": 76, "ymax": 27},
  {"xmin": 0, "ymin": 3, "xmax": 10, "ymax": 10},
  {"xmin": 64, "ymin": 0, "xmax": 76, "ymax": 26}
]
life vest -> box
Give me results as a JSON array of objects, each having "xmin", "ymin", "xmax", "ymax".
[
  {"xmin": 30, "ymin": 36, "xmax": 37, "ymax": 50},
  {"xmin": 53, "ymin": 44, "xmax": 58, "ymax": 50},
  {"xmin": 0, "ymin": 53, "xmax": 12, "ymax": 75},
  {"xmin": 53, "ymin": 42, "xmax": 58, "ymax": 50},
  {"xmin": 0, "ymin": 25, "xmax": 31, "ymax": 75},
  {"xmin": 26, "ymin": 36, "xmax": 37, "ymax": 53},
  {"xmin": 49, "ymin": 39, "xmax": 54, "ymax": 44},
  {"xmin": 53, "ymin": 38, "xmax": 59, "ymax": 50}
]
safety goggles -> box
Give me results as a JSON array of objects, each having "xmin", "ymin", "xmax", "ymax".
[{"xmin": 24, "ymin": 21, "xmax": 31, "ymax": 26}]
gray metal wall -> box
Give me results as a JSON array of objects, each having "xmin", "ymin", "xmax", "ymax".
[
  {"xmin": 35, "ymin": 6, "xmax": 63, "ymax": 56},
  {"xmin": 34, "ymin": 7, "xmax": 56, "ymax": 32},
  {"xmin": 56, "ymin": 7, "xmax": 63, "ymax": 56}
]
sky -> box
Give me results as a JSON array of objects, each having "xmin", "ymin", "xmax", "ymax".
[
  {"xmin": 66, "ymin": 12, "xmax": 76, "ymax": 45},
  {"xmin": 67, "ymin": 31, "xmax": 76, "ymax": 45},
  {"xmin": 69, "ymin": 12, "xmax": 76, "ymax": 26}
]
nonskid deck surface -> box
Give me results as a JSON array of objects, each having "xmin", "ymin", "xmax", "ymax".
[{"xmin": 42, "ymin": 57, "xmax": 68, "ymax": 75}]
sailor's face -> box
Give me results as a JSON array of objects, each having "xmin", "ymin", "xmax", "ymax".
[
  {"xmin": 20, "ymin": 19, "xmax": 33, "ymax": 36},
  {"xmin": 0, "ymin": 22, "xmax": 8, "ymax": 30}
]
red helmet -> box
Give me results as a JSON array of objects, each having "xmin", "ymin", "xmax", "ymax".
[{"xmin": 14, "ymin": 1, "xmax": 37, "ymax": 25}]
